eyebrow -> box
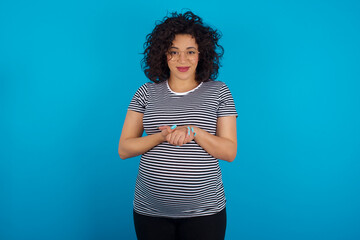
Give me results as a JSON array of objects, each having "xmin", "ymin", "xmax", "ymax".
[{"xmin": 169, "ymin": 46, "xmax": 197, "ymax": 50}]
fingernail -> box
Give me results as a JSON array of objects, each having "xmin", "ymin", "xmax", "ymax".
[
  {"xmin": 191, "ymin": 127, "xmax": 194, "ymax": 132},
  {"xmin": 176, "ymin": 146, "xmax": 180, "ymax": 148},
  {"xmin": 187, "ymin": 126, "xmax": 190, "ymax": 135},
  {"xmin": 171, "ymin": 125, "xmax": 177, "ymax": 129},
  {"xmin": 194, "ymin": 132, "xmax": 196, "ymax": 137}
]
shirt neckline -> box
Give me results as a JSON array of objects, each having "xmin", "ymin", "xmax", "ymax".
[{"xmin": 166, "ymin": 80, "xmax": 203, "ymax": 95}]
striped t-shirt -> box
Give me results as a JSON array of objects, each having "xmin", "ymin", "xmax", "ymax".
[{"xmin": 128, "ymin": 79, "xmax": 238, "ymax": 218}]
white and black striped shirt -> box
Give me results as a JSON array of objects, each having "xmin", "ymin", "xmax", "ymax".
[{"xmin": 128, "ymin": 79, "xmax": 238, "ymax": 218}]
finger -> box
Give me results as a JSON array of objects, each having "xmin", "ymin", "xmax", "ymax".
[
  {"xmin": 159, "ymin": 125, "xmax": 176, "ymax": 133},
  {"xmin": 172, "ymin": 133, "xmax": 182, "ymax": 146},
  {"xmin": 159, "ymin": 125, "xmax": 171, "ymax": 132},
  {"xmin": 178, "ymin": 135, "xmax": 186, "ymax": 146},
  {"xmin": 159, "ymin": 126, "xmax": 177, "ymax": 137},
  {"xmin": 190, "ymin": 127, "xmax": 196, "ymax": 138},
  {"xmin": 178, "ymin": 131, "xmax": 188, "ymax": 145},
  {"xmin": 183, "ymin": 129, "xmax": 190, "ymax": 143},
  {"xmin": 159, "ymin": 129, "xmax": 168, "ymax": 136},
  {"xmin": 170, "ymin": 134, "xmax": 178, "ymax": 145},
  {"xmin": 158, "ymin": 127, "xmax": 169, "ymax": 137},
  {"xmin": 184, "ymin": 133, "xmax": 192, "ymax": 143},
  {"xmin": 166, "ymin": 133, "xmax": 172, "ymax": 143},
  {"xmin": 168, "ymin": 134, "xmax": 177, "ymax": 145},
  {"xmin": 185, "ymin": 127, "xmax": 193, "ymax": 143}
]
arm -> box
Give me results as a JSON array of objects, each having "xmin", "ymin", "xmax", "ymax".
[
  {"xmin": 162, "ymin": 116, "xmax": 237, "ymax": 162},
  {"xmin": 191, "ymin": 116, "xmax": 237, "ymax": 162},
  {"xmin": 118, "ymin": 110, "xmax": 166, "ymax": 159}
]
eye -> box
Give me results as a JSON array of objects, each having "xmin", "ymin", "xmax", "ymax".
[
  {"xmin": 187, "ymin": 51, "xmax": 196, "ymax": 55},
  {"xmin": 169, "ymin": 51, "xmax": 179, "ymax": 56}
]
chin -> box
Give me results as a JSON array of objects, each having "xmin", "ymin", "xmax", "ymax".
[
  {"xmin": 174, "ymin": 73, "xmax": 196, "ymax": 81},
  {"xmin": 177, "ymin": 75, "xmax": 192, "ymax": 80}
]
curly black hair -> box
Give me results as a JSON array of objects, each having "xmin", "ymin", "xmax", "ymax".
[{"xmin": 141, "ymin": 11, "xmax": 224, "ymax": 83}]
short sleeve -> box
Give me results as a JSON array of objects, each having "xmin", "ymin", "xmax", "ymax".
[
  {"xmin": 217, "ymin": 83, "xmax": 238, "ymax": 118},
  {"xmin": 128, "ymin": 83, "xmax": 148, "ymax": 114}
]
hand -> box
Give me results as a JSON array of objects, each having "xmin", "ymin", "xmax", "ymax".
[
  {"xmin": 158, "ymin": 125, "xmax": 195, "ymax": 146},
  {"xmin": 158, "ymin": 125, "xmax": 175, "ymax": 141}
]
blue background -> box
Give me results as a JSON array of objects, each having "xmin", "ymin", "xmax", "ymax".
[{"xmin": 1, "ymin": 0, "xmax": 359, "ymax": 239}]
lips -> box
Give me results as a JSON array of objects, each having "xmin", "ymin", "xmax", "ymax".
[{"xmin": 177, "ymin": 67, "xmax": 190, "ymax": 72}]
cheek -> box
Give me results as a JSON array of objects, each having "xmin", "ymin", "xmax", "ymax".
[
  {"xmin": 167, "ymin": 61, "xmax": 173, "ymax": 70},
  {"xmin": 167, "ymin": 59, "xmax": 174, "ymax": 67}
]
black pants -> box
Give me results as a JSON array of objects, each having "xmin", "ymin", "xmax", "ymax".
[{"xmin": 133, "ymin": 208, "xmax": 226, "ymax": 240}]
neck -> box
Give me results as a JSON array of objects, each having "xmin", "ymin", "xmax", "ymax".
[{"xmin": 168, "ymin": 77, "xmax": 199, "ymax": 93}]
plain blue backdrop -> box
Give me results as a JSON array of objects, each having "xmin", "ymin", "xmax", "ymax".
[{"xmin": 1, "ymin": 0, "xmax": 359, "ymax": 239}]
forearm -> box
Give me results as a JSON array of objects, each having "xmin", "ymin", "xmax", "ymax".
[
  {"xmin": 190, "ymin": 125, "xmax": 237, "ymax": 162},
  {"xmin": 118, "ymin": 132, "xmax": 164, "ymax": 159}
]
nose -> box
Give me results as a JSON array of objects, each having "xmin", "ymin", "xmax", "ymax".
[{"xmin": 178, "ymin": 52, "xmax": 187, "ymax": 63}]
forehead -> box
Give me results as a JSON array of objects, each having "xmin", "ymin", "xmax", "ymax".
[{"xmin": 171, "ymin": 34, "xmax": 198, "ymax": 48}]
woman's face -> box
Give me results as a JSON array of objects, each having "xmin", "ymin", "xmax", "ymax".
[{"xmin": 167, "ymin": 34, "xmax": 199, "ymax": 82}]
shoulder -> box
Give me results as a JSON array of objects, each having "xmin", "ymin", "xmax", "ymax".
[
  {"xmin": 202, "ymin": 80, "xmax": 228, "ymax": 88},
  {"xmin": 132, "ymin": 81, "xmax": 167, "ymax": 99},
  {"xmin": 202, "ymin": 81, "xmax": 236, "ymax": 102},
  {"xmin": 139, "ymin": 81, "xmax": 152, "ymax": 89},
  {"xmin": 131, "ymin": 82, "xmax": 152, "ymax": 101},
  {"xmin": 133, "ymin": 81, "xmax": 155, "ymax": 93},
  {"xmin": 202, "ymin": 80, "xmax": 231, "ymax": 93},
  {"xmin": 140, "ymin": 81, "xmax": 165, "ymax": 90}
]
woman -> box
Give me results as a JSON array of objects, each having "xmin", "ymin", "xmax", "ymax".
[{"xmin": 118, "ymin": 11, "xmax": 238, "ymax": 240}]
